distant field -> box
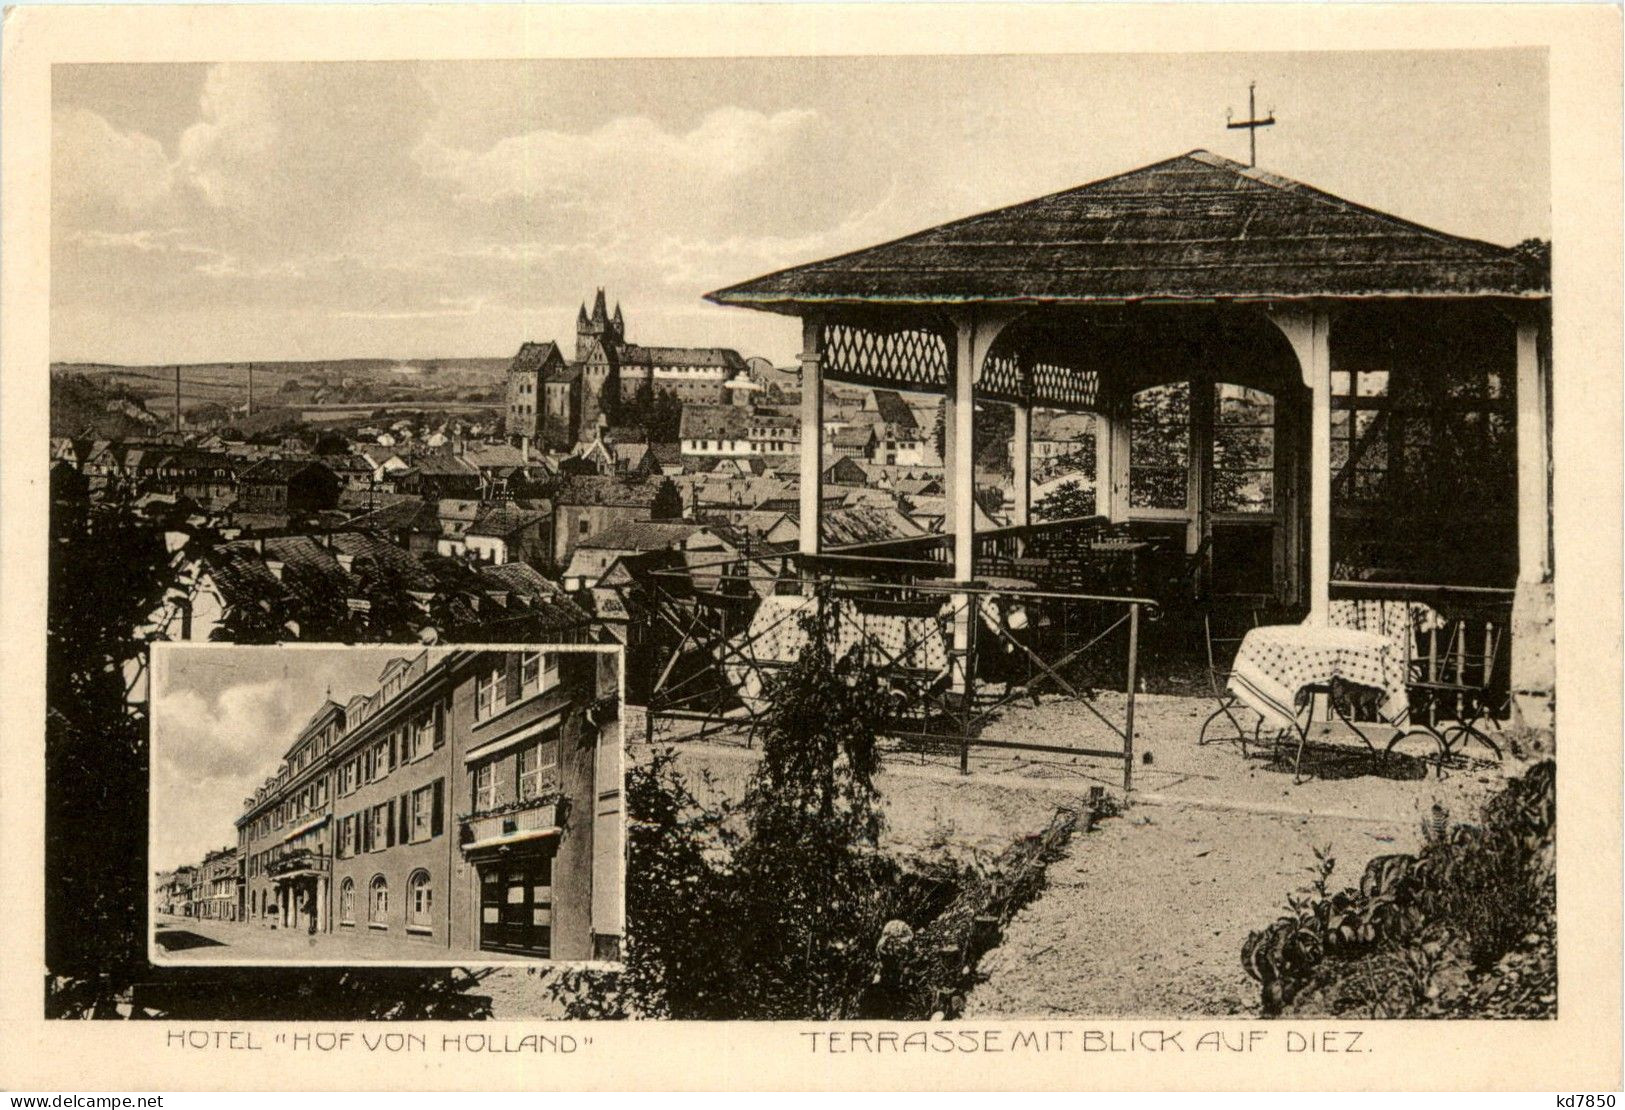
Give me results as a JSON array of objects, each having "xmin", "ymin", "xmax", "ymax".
[{"xmin": 51, "ymin": 357, "xmax": 511, "ymax": 435}]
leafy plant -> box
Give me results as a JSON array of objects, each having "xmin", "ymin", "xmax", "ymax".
[{"xmin": 1241, "ymin": 761, "xmax": 1556, "ymax": 1018}]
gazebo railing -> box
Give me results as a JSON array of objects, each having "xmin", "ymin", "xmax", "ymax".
[
  {"xmin": 827, "ymin": 514, "xmax": 1115, "ymax": 577},
  {"xmin": 628, "ymin": 550, "xmax": 1158, "ymax": 793}
]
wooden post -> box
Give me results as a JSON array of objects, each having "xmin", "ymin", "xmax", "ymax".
[
  {"xmin": 1105, "ymin": 391, "xmax": 1132, "ymax": 523},
  {"xmin": 1123, "ymin": 602, "xmax": 1139, "ymax": 795},
  {"xmin": 1265, "ymin": 306, "xmax": 1333, "ymax": 623},
  {"xmin": 949, "ymin": 318, "xmax": 978, "ymax": 699},
  {"xmin": 1305, "ymin": 311, "xmax": 1332, "ymax": 623},
  {"xmin": 1515, "ymin": 319, "xmax": 1550, "ymax": 584},
  {"xmin": 798, "ymin": 316, "xmax": 824, "ymax": 560},
  {"xmin": 952, "ymin": 321, "xmax": 977, "ymax": 583},
  {"xmin": 1093, "ymin": 402, "xmax": 1115, "ymax": 520},
  {"xmin": 1011, "ymin": 401, "xmax": 1031, "ymax": 529}
]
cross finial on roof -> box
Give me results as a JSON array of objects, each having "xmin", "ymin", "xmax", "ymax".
[{"xmin": 1225, "ymin": 81, "xmax": 1276, "ymax": 168}]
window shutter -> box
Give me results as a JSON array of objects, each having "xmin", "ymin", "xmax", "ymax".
[
  {"xmin": 399, "ymin": 792, "xmax": 410, "ymax": 843},
  {"xmin": 388, "ymin": 733, "xmax": 397, "ymax": 770},
  {"xmin": 504, "ymin": 654, "xmax": 521, "ymax": 702},
  {"xmin": 433, "ymin": 703, "xmax": 445, "ymax": 750},
  {"xmin": 362, "ymin": 812, "xmax": 372, "ymax": 854},
  {"xmin": 386, "ymin": 799, "xmax": 396, "ymax": 847},
  {"xmin": 431, "ymin": 779, "xmax": 444, "ymax": 838}
]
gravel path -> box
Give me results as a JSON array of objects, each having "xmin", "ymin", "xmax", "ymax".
[
  {"xmin": 965, "ymin": 804, "xmax": 1426, "ymax": 1019},
  {"xmin": 637, "ymin": 699, "xmax": 1508, "ymax": 1021}
]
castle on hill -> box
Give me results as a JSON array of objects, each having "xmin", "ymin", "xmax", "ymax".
[{"xmin": 506, "ymin": 289, "xmax": 755, "ymax": 451}]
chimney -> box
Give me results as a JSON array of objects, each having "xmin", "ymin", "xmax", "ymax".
[{"xmin": 265, "ymin": 559, "xmax": 285, "ymax": 582}]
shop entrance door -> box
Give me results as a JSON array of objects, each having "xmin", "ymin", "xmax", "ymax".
[{"xmin": 478, "ymin": 854, "xmax": 553, "ymax": 958}]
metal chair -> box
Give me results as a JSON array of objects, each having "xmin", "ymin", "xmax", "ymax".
[
  {"xmin": 1404, "ymin": 612, "xmax": 1508, "ymax": 764},
  {"xmin": 1196, "ymin": 595, "xmax": 1273, "ymax": 752}
]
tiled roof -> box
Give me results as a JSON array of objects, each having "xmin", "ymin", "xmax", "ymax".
[
  {"xmin": 617, "ymin": 345, "xmax": 746, "ymax": 370},
  {"xmin": 555, "ymin": 475, "xmax": 660, "ymax": 508},
  {"xmin": 577, "ymin": 519, "xmax": 705, "ymax": 552},
  {"xmin": 336, "ymin": 488, "xmax": 419, "ymax": 512},
  {"xmin": 680, "ymin": 404, "xmax": 753, "ymax": 441},
  {"xmin": 410, "ymin": 453, "xmax": 481, "ymax": 477},
  {"xmin": 508, "ymin": 341, "xmax": 564, "ymax": 375},
  {"xmin": 344, "ymin": 497, "xmax": 440, "ymax": 535},
  {"xmin": 870, "ymin": 390, "xmax": 917, "ymax": 430},
  {"xmin": 468, "ymin": 503, "xmax": 549, "ymax": 537},
  {"xmin": 473, "ymin": 562, "xmax": 591, "ymax": 631},
  {"xmin": 326, "ymin": 531, "xmax": 438, "ymax": 593},
  {"xmin": 709, "ymin": 150, "xmax": 1548, "ymax": 308},
  {"xmin": 241, "ymin": 458, "xmax": 333, "ymax": 482},
  {"xmin": 458, "ymin": 443, "xmax": 529, "ymax": 470},
  {"xmin": 820, "ymin": 505, "xmax": 927, "ymax": 547}
]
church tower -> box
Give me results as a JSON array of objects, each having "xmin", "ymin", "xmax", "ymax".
[{"xmin": 574, "ymin": 287, "xmax": 625, "ymax": 360}]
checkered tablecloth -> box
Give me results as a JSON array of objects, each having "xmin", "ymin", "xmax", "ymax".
[
  {"xmin": 722, "ymin": 594, "xmax": 953, "ymax": 708},
  {"xmin": 1327, "ymin": 598, "xmax": 1443, "ymax": 663},
  {"xmin": 1227, "ymin": 623, "xmax": 1409, "ymax": 732}
]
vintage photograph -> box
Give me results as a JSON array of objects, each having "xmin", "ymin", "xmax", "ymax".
[
  {"xmin": 148, "ymin": 645, "xmax": 624, "ymax": 968},
  {"xmin": 45, "ymin": 48, "xmax": 1556, "ymax": 1024}
]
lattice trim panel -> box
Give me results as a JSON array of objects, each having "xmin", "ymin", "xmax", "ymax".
[
  {"xmin": 819, "ymin": 322, "xmax": 948, "ymax": 391},
  {"xmin": 977, "ymin": 344, "xmax": 1102, "ymax": 411},
  {"xmin": 976, "ymin": 350, "xmax": 1023, "ymax": 398},
  {"xmin": 1032, "ymin": 360, "xmax": 1100, "ymax": 410}
]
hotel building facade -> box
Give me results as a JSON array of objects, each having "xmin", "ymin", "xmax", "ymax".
[{"xmin": 234, "ymin": 648, "xmax": 622, "ymax": 961}]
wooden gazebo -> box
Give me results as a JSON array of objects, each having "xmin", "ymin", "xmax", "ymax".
[{"xmin": 707, "ymin": 150, "xmax": 1552, "ymax": 720}]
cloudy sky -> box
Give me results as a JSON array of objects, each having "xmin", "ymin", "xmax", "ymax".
[
  {"xmin": 150, "ymin": 646, "xmax": 428, "ymax": 872},
  {"xmin": 53, "ymin": 50, "xmax": 1548, "ymax": 367}
]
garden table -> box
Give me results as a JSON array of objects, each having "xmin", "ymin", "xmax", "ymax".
[{"xmin": 1227, "ymin": 623, "xmax": 1410, "ymax": 782}]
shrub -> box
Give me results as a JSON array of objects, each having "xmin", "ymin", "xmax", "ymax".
[
  {"xmin": 1242, "ymin": 761, "xmax": 1556, "ymax": 1018},
  {"xmin": 547, "ymin": 599, "xmax": 1095, "ymax": 1020}
]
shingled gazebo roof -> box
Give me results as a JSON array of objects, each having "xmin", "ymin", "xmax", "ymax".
[{"xmin": 708, "ymin": 151, "xmax": 1548, "ymax": 312}]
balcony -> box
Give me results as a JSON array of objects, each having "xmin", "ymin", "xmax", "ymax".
[
  {"xmin": 266, "ymin": 848, "xmax": 329, "ymax": 879},
  {"xmin": 459, "ymin": 795, "xmax": 564, "ymax": 854}
]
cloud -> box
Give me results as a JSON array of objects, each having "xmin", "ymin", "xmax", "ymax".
[
  {"xmin": 157, "ymin": 679, "xmax": 299, "ymax": 782},
  {"xmin": 52, "ymin": 106, "xmax": 175, "ymax": 216},
  {"xmin": 330, "ymin": 295, "xmax": 486, "ymax": 321},
  {"xmin": 175, "ymin": 63, "xmax": 436, "ymax": 229},
  {"xmin": 150, "ymin": 678, "xmax": 303, "ymax": 872},
  {"xmin": 414, "ymin": 105, "xmax": 876, "ymax": 242}
]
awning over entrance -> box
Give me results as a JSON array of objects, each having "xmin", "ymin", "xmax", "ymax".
[{"xmin": 463, "ymin": 825, "xmax": 561, "ymax": 854}]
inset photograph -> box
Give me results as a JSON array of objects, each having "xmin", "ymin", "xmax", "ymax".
[{"xmin": 149, "ymin": 644, "xmax": 623, "ymax": 967}]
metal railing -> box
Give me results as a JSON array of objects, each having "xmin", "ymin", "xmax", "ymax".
[
  {"xmin": 266, "ymin": 849, "xmax": 329, "ymax": 877},
  {"xmin": 629, "ymin": 550, "xmax": 1158, "ymax": 793}
]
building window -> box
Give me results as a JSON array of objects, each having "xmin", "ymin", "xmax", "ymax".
[
  {"xmin": 368, "ymin": 875, "xmax": 388, "ymax": 927},
  {"xmin": 1329, "ymin": 303, "xmax": 1518, "ymax": 586},
  {"xmin": 1213, "ymin": 384, "xmax": 1276, "ymax": 513},
  {"xmin": 408, "ymin": 870, "xmax": 433, "ymax": 929},
  {"xmin": 411, "ymin": 783, "xmax": 434, "ymax": 842},
  {"xmin": 1129, "ymin": 382, "xmax": 1191, "ymax": 510},
  {"xmin": 371, "ymin": 803, "xmax": 389, "ymax": 850},
  {"xmin": 339, "ymin": 879, "xmax": 355, "ymax": 925},
  {"xmin": 472, "ymin": 762, "xmax": 495, "ymax": 812},
  {"xmin": 517, "ymin": 734, "xmax": 557, "ymax": 801},
  {"xmin": 476, "ymin": 667, "xmax": 499, "ymax": 720}
]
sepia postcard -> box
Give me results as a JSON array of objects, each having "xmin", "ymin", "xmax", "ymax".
[{"xmin": 0, "ymin": 1, "xmax": 1620, "ymax": 1093}]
